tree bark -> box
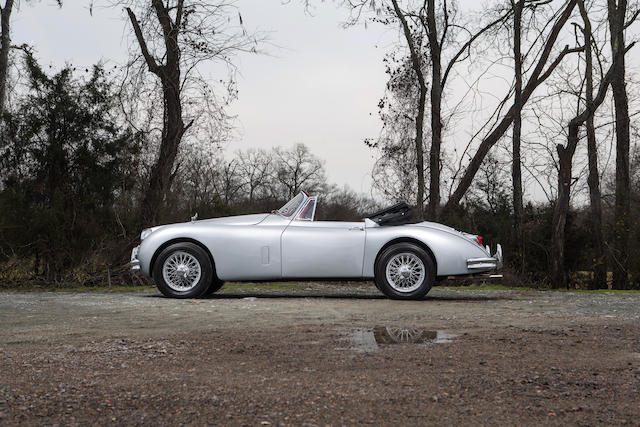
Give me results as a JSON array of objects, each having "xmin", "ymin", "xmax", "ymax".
[
  {"xmin": 551, "ymin": 127, "xmax": 577, "ymax": 289},
  {"xmin": 127, "ymin": 1, "xmax": 189, "ymax": 224},
  {"xmin": 586, "ymin": 114, "xmax": 606, "ymax": 289},
  {"xmin": 390, "ymin": 0, "xmax": 427, "ymax": 220},
  {"xmin": 580, "ymin": 0, "xmax": 606, "ymax": 289},
  {"xmin": 511, "ymin": 0, "xmax": 525, "ymax": 274},
  {"xmin": 608, "ymin": 0, "xmax": 631, "ymax": 289},
  {"xmin": 0, "ymin": 0, "xmax": 15, "ymax": 119},
  {"xmin": 425, "ymin": 0, "xmax": 442, "ymax": 221}
]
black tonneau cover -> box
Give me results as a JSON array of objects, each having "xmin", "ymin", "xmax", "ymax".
[{"xmin": 366, "ymin": 202, "xmax": 415, "ymax": 226}]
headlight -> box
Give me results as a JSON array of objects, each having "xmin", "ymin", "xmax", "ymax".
[{"xmin": 140, "ymin": 228, "xmax": 153, "ymax": 240}]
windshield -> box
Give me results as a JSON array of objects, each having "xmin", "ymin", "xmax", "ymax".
[{"xmin": 277, "ymin": 193, "xmax": 305, "ymax": 217}]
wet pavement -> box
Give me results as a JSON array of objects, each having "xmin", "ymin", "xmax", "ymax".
[{"xmin": 344, "ymin": 327, "xmax": 456, "ymax": 352}]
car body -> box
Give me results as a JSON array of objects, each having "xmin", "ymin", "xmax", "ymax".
[{"xmin": 131, "ymin": 192, "xmax": 502, "ymax": 299}]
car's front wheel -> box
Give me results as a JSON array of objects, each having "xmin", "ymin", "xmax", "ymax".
[
  {"xmin": 152, "ymin": 242, "xmax": 213, "ymax": 298},
  {"xmin": 374, "ymin": 243, "xmax": 435, "ymax": 299}
]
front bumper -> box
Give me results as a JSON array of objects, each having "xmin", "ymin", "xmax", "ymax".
[
  {"xmin": 130, "ymin": 246, "xmax": 140, "ymax": 271},
  {"xmin": 466, "ymin": 244, "xmax": 503, "ymax": 272}
]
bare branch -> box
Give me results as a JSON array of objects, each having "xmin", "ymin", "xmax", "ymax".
[
  {"xmin": 441, "ymin": 9, "xmax": 512, "ymax": 88},
  {"xmin": 442, "ymin": 0, "xmax": 579, "ymax": 213},
  {"xmin": 125, "ymin": 7, "xmax": 160, "ymax": 75}
]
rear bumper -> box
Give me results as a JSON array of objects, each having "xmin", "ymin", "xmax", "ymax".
[
  {"xmin": 130, "ymin": 246, "xmax": 140, "ymax": 272},
  {"xmin": 466, "ymin": 244, "xmax": 503, "ymax": 272}
]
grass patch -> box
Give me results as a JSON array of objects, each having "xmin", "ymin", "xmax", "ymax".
[
  {"xmin": 1, "ymin": 284, "xmax": 154, "ymax": 293},
  {"xmin": 442, "ymin": 283, "xmax": 640, "ymax": 294},
  {"xmin": 2, "ymin": 280, "xmax": 638, "ymax": 294},
  {"xmin": 441, "ymin": 283, "xmax": 537, "ymax": 292},
  {"xmin": 551, "ymin": 287, "xmax": 640, "ymax": 294},
  {"xmin": 223, "ymin": 282, "xmax": 306, "ymax": 290}
]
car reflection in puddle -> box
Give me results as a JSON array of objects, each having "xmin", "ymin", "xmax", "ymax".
[{"xmin": 346, "ymin": 327, "xmax": 456, "ymax": 352}]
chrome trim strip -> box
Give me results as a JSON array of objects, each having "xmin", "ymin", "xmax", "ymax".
[
  {"xmin": 467, "ymin": 243, "xmax": 503, "ymax": 271},
  {"xmin": 466, "ymin": 259, "xmax": 498, "ymax": 270},
  {"xmin": 130, "ymin": 246, "xmax": 141, "ymax": 271}
]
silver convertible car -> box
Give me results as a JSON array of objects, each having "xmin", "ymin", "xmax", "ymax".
[{"xmin": 131, "ymin": 192, "xmax": 502, "ymax": 299}]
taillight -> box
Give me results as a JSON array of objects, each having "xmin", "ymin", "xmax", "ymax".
[{"xmin": 476, "ymin": 235, "xmax": 483, "ymax": 245}]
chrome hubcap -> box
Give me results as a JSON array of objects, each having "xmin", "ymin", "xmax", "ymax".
[
  {"xmin": 385, "ymin": 252, "xmax": 425, "ymax": 293},
  {"xmin": 162, "ymin": 251, "xmax": 202, "ymax": 292}
]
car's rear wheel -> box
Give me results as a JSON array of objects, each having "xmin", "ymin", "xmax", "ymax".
[
  {"xmin": 374, "ymin": 243, "xmax": 435, "ymax": 299},
  {"xmin": 152, "ymin": 242, "xmax": 213, "ymax": 298}
]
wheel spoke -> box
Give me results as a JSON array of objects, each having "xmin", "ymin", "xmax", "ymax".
[
  {"xmin": 162, "ymin": 251, "xmax": 202, "ymax": 292},
  {"xmin": 385, "ymin": 252, "xmax": 426, "ymax": 293}
]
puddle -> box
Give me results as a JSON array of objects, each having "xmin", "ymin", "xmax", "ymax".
[{"xmin": 345, "ymin": 327, "xmax": 457, "ymax": 352}]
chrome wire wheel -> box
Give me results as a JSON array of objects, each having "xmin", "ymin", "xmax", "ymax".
[
  {"xmin": 162, "ymin": 251, "xmax": 202, "ymax": 292},
  {"xmin": 385, "ymin": 252, "xmax": 425, "ymax": 293},
  {"xmin": 385, "ymin": 327, "xmax": 425, "ymax": 343}
]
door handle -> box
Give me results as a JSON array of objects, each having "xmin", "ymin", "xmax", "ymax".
[{"xmin": 349, "ymin": 226, "xmax": 364, "ymax": 231}]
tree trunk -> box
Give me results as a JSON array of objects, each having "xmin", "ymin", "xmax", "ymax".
[
  {"xmin": 550, "ymin": 129, "xmax": 577, "ymax": 289},
  {"xmin": 415, "ymin": 84, "xmax": 427, "ymax": 220},
  {"xmin": 608, "ymin": 0, "xmax": 631, "ymax": 290},
  {"xmin": 142, "ymin": 75, "xmax": 184, "ymax": 223},
  {"xmin": 580, "ymin": 0, "xmax": 606, "ymax": 290},
  {"xmin": 426, "ymin": 0, "xmax": 442, "ymax": 221},
  {"xmin": 511, "ymin": 0, "xmax": 525, "ymax": 273},
  {"xmin": 127, "ymin": 1, "xmax": 189, "ymax": 225},
  {"xmin": 586, "ymin": 114, "xmax": 607, "ymax": 289},
  {"xmin": 0, "ymin": 0, "xmax": 15, "ymax": 119}
]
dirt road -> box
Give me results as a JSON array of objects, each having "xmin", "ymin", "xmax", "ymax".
[{"xmin": 1, "ymin": 284, "xmax": 639, "ymax": 425}]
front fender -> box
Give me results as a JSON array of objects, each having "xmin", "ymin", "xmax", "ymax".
[{"xmin": 136, "ymin": 223, "xmax": 210, "ymax": 277}]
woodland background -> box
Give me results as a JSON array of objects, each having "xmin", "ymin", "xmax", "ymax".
[{"xmin": 0, "ymin": 0, "xmax": 639, "ymax": 290}]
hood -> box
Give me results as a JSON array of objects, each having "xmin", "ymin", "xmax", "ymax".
[{"xmin": 198, "ymin": 213, "xmax": 270, "ymax": 226}]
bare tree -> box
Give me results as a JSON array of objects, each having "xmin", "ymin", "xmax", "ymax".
[
  {"xmin": 237, "ymin": 148, "xmax": 273, "ymax": 203},
  {"xmin": 0, "ymin": 0, "xmax": 61, "ymax": 118},
  {"xmin": 121, "ymin": 0, "xmax": 260, "ymax": 224},
  {"xmin": 442, "ymin": 0, "xmax": 582, "ymax": 216},
  {"xmin": 212, "ymin": 159, "xmax": 244, "ymax": 205},
  {"xmin": 608, "ymin": 0, "xmax": 636, "ymax": 289},
  {"xmin": 351, "ymin": 0, "xmax": 510, "ymax": 218},
  {"xmin": 549, "ymin": 0, "xmax": 633, "ymax": 288},
  {"xmin": 273, "ymin": 144, "xmax": 327, "ymax": 199},
  {"xmin": 581, "ymin": 0, "xmax": 606, "ymax": 289},
  {"xmin": 0, "ymin": 0, "xmax": 14, "ymax": 118},
  {"xmin": 511, "ymin": 0, "xmax": 525, "ymax": 273},
  {"xmin": 389, "ymin": 0, "xmax": 427, "ymax": 219},
  {"xmin": 367, "ymin": 39, "xmax": 424, "ymax": 204}
]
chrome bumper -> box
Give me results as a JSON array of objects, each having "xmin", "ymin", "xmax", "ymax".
[
  {"xmin": 130, "ymin": 246, "xmax": 140, "ymax": 271},
  {"xmin": 467, "ymin": 244, "xmax": 503, "ymax": 271}
]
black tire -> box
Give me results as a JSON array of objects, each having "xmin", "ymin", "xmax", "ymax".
[
  {"xmin": 374, "ymin": 242, "xmax": 435, "ymax": 300},
  {"xmin": 203, "ymin": 279, "xmax": 224, "ymax": 296},
  {"xmin": 152, "ymin": 242, "xmax": 213, "ymax": 298}
]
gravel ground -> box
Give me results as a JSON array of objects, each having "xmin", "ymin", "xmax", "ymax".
[{"xmin": 1, "ymin": 283, "xmax": 639, "ymax": 425}]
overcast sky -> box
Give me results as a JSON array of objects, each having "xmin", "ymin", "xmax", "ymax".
[
  {"xmin": 12, "ymin": 0, "xmax": 399, "ymax": 195},
  {"xmin": 14, "ymin": 1, "xmax": 638, "ymax": 203}
]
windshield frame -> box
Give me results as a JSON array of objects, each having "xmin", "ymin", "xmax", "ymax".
[
  {"xmin": 276, "ymin": 192, "xmax": 307, "ymax": 218},
  {"xmin": 295, "ymin": 196, "xmax": 317, "ymax": 221}
]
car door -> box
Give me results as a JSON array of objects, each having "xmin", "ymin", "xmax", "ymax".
[{"xmin": 281, "ymin": 198, "xmax": 366, "ymax": 278}]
